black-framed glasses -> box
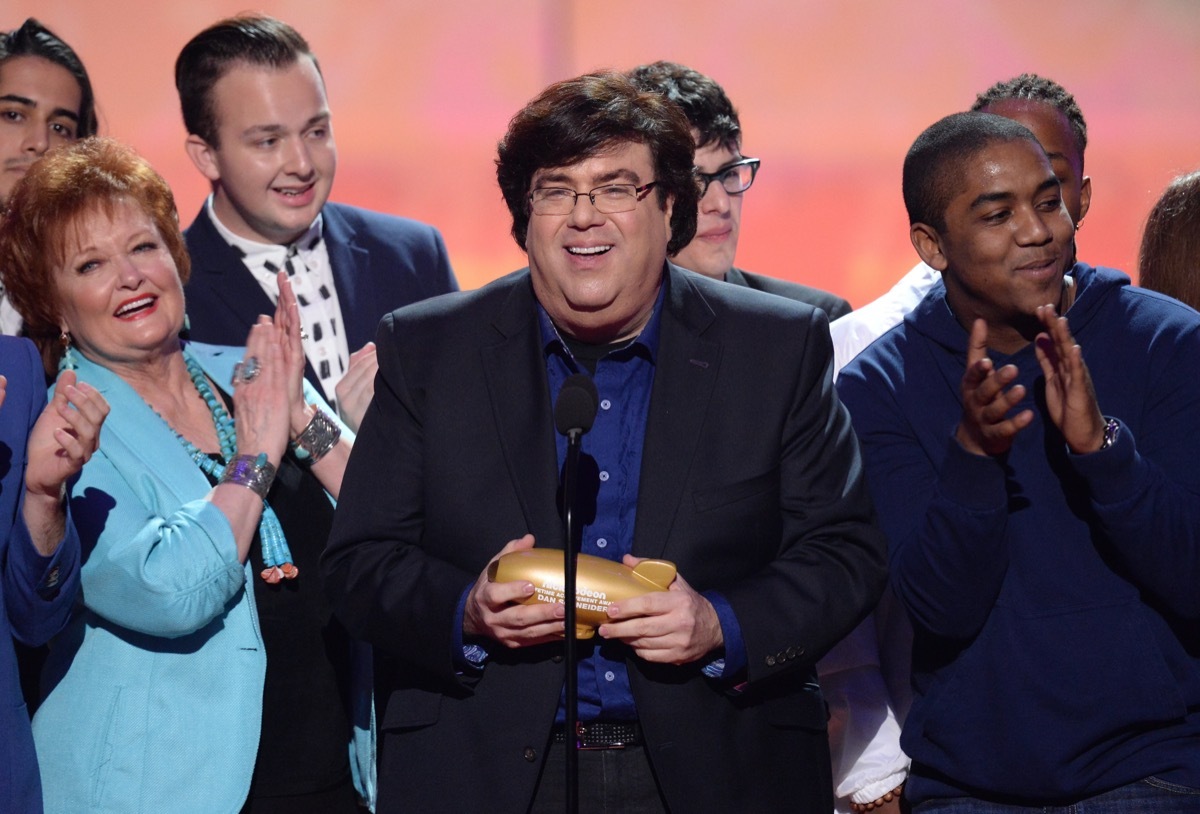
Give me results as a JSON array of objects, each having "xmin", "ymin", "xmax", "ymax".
[
  {"xmin": 528, "ymin": 182, "xmax": 658, "ymax": 215},
  {"xmin": 695, "ymin": 158, "xmax": 761, "ymax": 195}
]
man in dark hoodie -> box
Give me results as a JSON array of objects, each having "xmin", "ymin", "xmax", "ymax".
[{"xmin": 837, "ymin": 111, "xmax": 1200, "ymax": 810}]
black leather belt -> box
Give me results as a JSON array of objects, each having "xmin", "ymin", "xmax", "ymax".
[{"xmin": 552, "ymin": 720, "xmax": 642, "ymax": 750}]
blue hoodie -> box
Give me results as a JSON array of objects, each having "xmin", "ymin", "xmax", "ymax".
[{"xmin": 838, "ymin": 264, "xmax": 1200, "ymax": 804}]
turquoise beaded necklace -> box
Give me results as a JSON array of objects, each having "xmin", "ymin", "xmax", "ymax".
[
  {"xmin": 178, "ymin": 347, "xmax": 297, "ymax": 582},
  {"xmin": 60, "ymin": 343, "xmax": 298, "ymax": 582}
]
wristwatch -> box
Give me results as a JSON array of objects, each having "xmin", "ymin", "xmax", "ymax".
[{"xmin": 1099, "ymin": 417, "xmax": 1120, "ymax": 451}]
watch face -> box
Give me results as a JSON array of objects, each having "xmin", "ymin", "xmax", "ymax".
[{"xmin": 1101, "ymin": 418, "xmax": 1120, "ymax": 450}]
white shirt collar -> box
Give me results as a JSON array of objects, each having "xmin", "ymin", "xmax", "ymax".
[{"xmin": 205, "ymin": 194, "xmax": 324, "ymax": 271}]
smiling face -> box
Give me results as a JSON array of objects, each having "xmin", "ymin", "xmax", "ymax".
[
  {"xmin": 526, "ymin": 140, "xmax": 673, "ymax": 343},
  {"xmin": 55, "ymin": 198, "xmax": 186, "ymax": 370},
  {"xmin": 913, "ymin": 138, "xmax": 1075, "ymax": 354},
  {"xmin": 672, "ymin": 137, "xmax": 744, "ymax": 280},
  {"xmin": 0, "ymin": 55, "xmax": 83, "ymax": 205},
  {"xmin": 185, "ymin": 56, "xmax": 336, "ymax": 245}
]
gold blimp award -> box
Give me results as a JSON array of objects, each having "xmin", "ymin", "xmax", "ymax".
[{"xmin": 488, "ymin": 549, "xmax": 677, "ymax": 638}]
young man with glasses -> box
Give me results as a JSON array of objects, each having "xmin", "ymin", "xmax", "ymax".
[
  {"xmin": 628, "ymin": 60, "xmax": 850, "ymax": 319},
  {"xmin": 322, "ymin": 71, "xmax": 886, "ymax": 814},
  {"xmin": 631, "ymin": 60, "xmax": 904, "ymax": 814}
]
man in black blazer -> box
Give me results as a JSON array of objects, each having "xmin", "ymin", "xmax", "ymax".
[
  {"xmin": 628, "ymin": 61, "xmax": 851, "ymax": 320},
  {"xmin": 322, "ymin": 72, "xmax": 885, "ymax": 813},
  {"xmin": 174, "ymin": 15, "xmax": 457, "ymax": 428}
]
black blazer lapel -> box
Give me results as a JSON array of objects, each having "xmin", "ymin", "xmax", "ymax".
[
  {"xmin": 723, "ymin": 266, "xmax": 752, "ymax": 289},
  {"xmin": 184, "ymin": 205, "xmax": 279, "ymax": 337},
  {"xmin": 479, "ymin": 276, "xmax": 566, "ymax": 549},
  {"xmin": 634, "ymin": 266, "xmax": 721, "ymax": 560}
]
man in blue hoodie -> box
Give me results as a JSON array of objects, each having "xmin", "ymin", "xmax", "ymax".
[{"xmin": 837, "ymin": 111, "xmax": 1200, "ymax": 810}]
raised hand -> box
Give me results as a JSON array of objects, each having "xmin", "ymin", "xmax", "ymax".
[
  {"xmin": 956, "ymin": 319, "xmax": 1034, "ymax": 457},
  {"xmin": 25, "ymin": 370, "xmax": 109, "ymax": 499},
  {"xmin": 271, "ymin": 271, "xmax": 313, "ymax": 435},
  {"xmin": 232, "ymin": 321, "xmax": 290, "ymax": 467},
  {"xmin": 23, "ymin": 370, "xmax": 110, "ymax": 554},
  {"xmin": 334, "ymin": 342, "xmax": 377, "ymax": 433},
  {"xmin": 1034, "ymin": 304, "xmax": 1105, "ymax": 454}
]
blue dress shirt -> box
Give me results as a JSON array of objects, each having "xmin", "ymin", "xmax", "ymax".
[{"xmin": 455, "ymin": 283, "xmax": 746, "ymax": 720}]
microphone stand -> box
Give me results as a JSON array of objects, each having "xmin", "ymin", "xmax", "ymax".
[
  {"xmin": 562, "ymin": 425, "xmax": 582, "ymax": 814},
  {"xmin": 554, "ymin": 372, "xmax": 596, "ymax": 814}
]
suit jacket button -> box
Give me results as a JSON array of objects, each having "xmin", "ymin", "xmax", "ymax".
[
  {"xmin": 765, "ymin": 655, "xmax": 776, "ymax": 667},
  {"xmin": 551, "ymin": 655, "xmax": 564, "ymax": 663},
  {"xmin": 786, "ymin": 646, "xmax": 797, "ymax": 659},
  {"xmin": 523, "ymin": 747, "xmax": 537, "ymax": 762},
  {"xmin": 777, "ymin": 650, "xmax": 787, "ymax": 662}
]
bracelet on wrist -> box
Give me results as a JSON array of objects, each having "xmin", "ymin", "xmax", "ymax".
[
  {"xmin": 219, "ymin": 453, "xmax": 277, "ymax": 499},
  {"xmin": 850, "ymin": 783, "xmax": 904, "ymax": 813},
  {"xmin": 290, "ymin": 408, "xmax": 341, "ymax": 464}
]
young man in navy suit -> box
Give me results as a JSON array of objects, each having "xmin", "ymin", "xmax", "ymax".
[
  {"xmin": 630, "ymin": 59, "xmax": 906, "ymax": 814},
  {"xmin": 175, "ymin": 15, "xmax": 457, "ymax": 429}
]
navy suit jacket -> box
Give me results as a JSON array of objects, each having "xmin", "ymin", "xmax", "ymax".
[
  {"xmin": 322, "ymin": 264, "xmax": 886, "ymax": 813},
  {"xmin": 0, "ymin": 337, "xmax": 79, "ymax": 813},
  {"xmin": 183, "ymin": 201, "xmax": 459, "ymax": 389},
  {"xmin": 726, "ymin": 266, "xmax": 852, "ymax": 319}
]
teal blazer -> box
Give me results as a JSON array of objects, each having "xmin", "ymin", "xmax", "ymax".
[{"xmin": 32, "ymin": 342, "xmax": 368, "ymax": 814}]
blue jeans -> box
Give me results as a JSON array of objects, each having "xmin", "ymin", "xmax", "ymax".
[{"xmin": 914, "ymin": 777, "xmax": 1200, "ymax": 813}]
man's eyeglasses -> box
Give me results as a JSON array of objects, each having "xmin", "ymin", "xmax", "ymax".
[
  {"xmin": 529, "ymin": 182, "xmax": 658, "ymax": 216},
  {"xmin": 695, "ymin": 158, "xmax": 761, "ymax": 195}
]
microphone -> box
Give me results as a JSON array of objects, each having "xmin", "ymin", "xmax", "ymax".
[
  {"xmin": 552, "ymin": 372, "xmax": 598, "ymax": 814},
  {"xmin": 554, "ymin": 373, "xmax": 599, "ymax": 440}
]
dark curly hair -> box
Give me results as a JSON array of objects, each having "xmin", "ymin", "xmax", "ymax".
[
  {"xmin": 626, "ymin": 60, "xmax": 740, "ymax": 152},
  {"xmin": 496, "ymin": 71, "xmax": 698, "ymax": 256}
]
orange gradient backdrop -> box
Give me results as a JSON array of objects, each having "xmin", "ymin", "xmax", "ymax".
[{"xmin": 8, "ymin": 0, "xmax": 1200, "ymax": 306}]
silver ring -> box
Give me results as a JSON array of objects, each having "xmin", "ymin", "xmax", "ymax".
[
  {"xmin": 233, "ymin": 356, "xmax": 261, "ymax": 385},
  {"xmin": 299, "ymin": 327, "xmax": 309, "ymax": 341}
]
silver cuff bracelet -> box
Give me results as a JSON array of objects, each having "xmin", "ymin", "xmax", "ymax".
[
  {"xmin": 291, "ymin": 409, "xmax": 341, "ymax": 464},
  {"xmin": 220, "ymin": 453, "xmax": 277, "ymax": 498}
]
